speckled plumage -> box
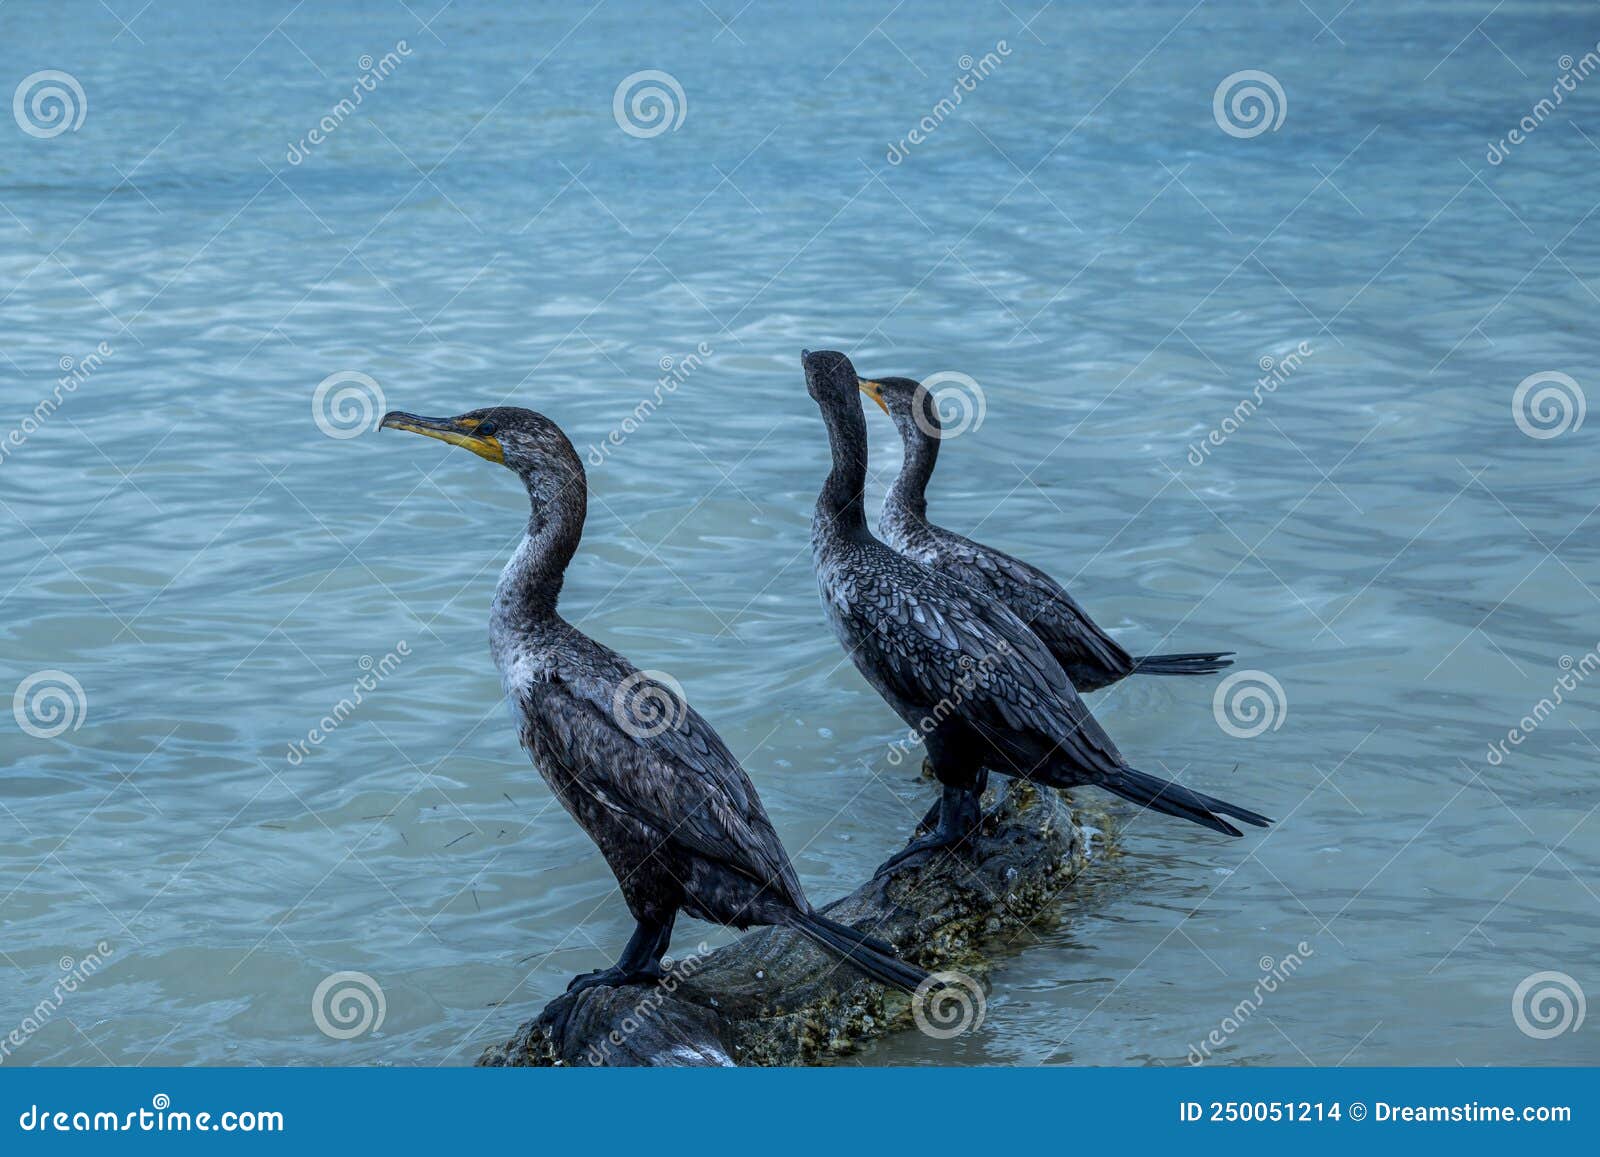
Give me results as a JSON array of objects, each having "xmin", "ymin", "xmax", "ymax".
[
  {"xmin": 863, "ymin": 375, "xmax": 1235, "ymax": 692},
  {"xmin": 384, "ymin": 405, "xmax": 926, "ymax": 994},
  {"xmin": 803, "ymin": 352, "xmax": 1269, "ymax": 849}
]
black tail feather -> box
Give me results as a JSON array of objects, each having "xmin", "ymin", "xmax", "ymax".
[
  {"xmin": 1132, "ymin": 651, "xmax": 1235, "ymax": 676},
  {"xmin": 1103, "ymin": 767, "xmax": 1272, "ymax": 837},
  {"xmin": 807, "ymin": 911, "xmax": 901, "ymax": 960},
  {"xmin": 789, "ymin": 911, "xmax": 929, "ymax": 994}
]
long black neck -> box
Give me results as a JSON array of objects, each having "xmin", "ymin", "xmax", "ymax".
[
  {"xmin": 815, "ymin": 394, "xmax": 870, "ymax": 536},
  {"xmin": 494, "ymin": 457, "xmax": 587, "ymax": 628},
  {"xmin": 887, "ymin": 417, "xmax": 938, "ymax": 523}
]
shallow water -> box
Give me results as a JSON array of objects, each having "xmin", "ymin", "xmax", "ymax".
[{"xmin": 2, "ymin": 1, "xmax": 1598, "ymax": 1066}]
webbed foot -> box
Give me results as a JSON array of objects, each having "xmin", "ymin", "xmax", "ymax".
[
  {"xmin": 878, "ymin": 786, "xmax": 983, "ymax": 875},
  {"xmin": 564, "ymin": 963, "xmax": 666, "ymax": 996}
]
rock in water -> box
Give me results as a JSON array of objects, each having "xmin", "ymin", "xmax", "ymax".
[{"xmin": 476, "ymin": 781, "xmax": 1092, "ymax": 1067}]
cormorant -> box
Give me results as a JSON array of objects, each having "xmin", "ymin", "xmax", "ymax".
[
  {"xmin": 803, "ymin": 351, "xmax": 1270, "ymax": 867},
  {"xmin": 857, "ymin": 373, "xmax": 1234, "ymax": 693},
  {"xmin": 381, "ymin": 405, "xmax": 927, "ymax": 994}
]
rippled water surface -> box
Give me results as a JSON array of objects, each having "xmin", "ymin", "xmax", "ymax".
[{"xmin": 3, "ymin": 1, "xmax": 1598, "ymax": 1066}]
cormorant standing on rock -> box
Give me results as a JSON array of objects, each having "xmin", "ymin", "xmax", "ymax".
[
  {"xmin": 803, "ymin": 351, "xmax": 1270, "ymax": 868},
  {"xmin": 381, "ymin": 405, "xmax": 927, "ymax": 994},
  {"xmin": 857, "ymin": 373, "xmax": 1234, "ymax": 693}
]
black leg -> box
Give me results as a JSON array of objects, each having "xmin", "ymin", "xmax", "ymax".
[
  {"xmin": 911, "ymin": 738, "xmax": 985, "ymax": 836},
  {"xmin": 878, "ymin": 782, "xmax": 984, "ymax": 873},
  {"xmin": 915, "ymin": 765, "xmax": 988, "ymax": 832},
  {"xmin": 565, "ymin": 913, "xmax": 673, "ymax": 995},
  {"xmin": 649, "ymin": 910, "xmax": 677, "ymax": 968}
]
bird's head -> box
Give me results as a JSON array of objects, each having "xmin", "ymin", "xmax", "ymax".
[
  {"xmin": 857, "ymin": 374, "xmax": 942, "ymax": 444},
  {"xmin": 380, "ymin": 406, "xmax": 581, "ymax": 487},
  {"xmin": 801, "ymin": 348, "xmax": 862, "ymax": 411}
]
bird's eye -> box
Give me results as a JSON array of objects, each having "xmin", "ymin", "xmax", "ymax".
[{"xmin": 476, "ymin": 420, "xmax": 499, "ymax": 437}]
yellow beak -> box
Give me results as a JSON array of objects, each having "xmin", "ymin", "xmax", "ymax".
[
  {"xmin": 857, "ymin": 378, "xmax": 890, "ymax": 415},
  {"xmin": 379, "ymin": 411, "xmax": 504, "ymax": 464}
]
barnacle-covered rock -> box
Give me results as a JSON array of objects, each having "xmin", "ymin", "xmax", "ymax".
[{"xmin": 476, "ymin": 781, "xmax": 1095, "ymax": 1067}]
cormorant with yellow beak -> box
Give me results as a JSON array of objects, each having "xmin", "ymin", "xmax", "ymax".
[
  {"xmin": 856, "ymin": 372, "xmax": 1234, "ymax": 693},
  {"xmin": 380, "ymin": 406, "xmax": 927, "ymax": 994},
  {"xmin": 803, "ymin": 352, "xmax": 1269, "ymax": 868}
]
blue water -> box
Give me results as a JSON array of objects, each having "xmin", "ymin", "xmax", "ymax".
[{"xmin": 2, "ymin": 0, "xmax": 1597, "ymax": 1066}]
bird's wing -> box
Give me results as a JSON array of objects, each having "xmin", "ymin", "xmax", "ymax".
[
  {"xmin": 826, "ymin": 549, "xmax": 1126, "ymax": 777},
  {"xmin": 936, "ymin": 530, "xmax": 1133, "ymax": 678},
  {"xmin": 529, "ymin": 661, "xmax": 806, "ymax": 903}
]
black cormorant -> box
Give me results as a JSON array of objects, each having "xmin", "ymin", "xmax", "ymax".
[
  {"xmin": 381, "ymin": 405, "xmax": 927, "ymax": 994},
  {"xmin": 857, "ymin": 374, "xmax": 1234, "ymax": 693},
  {"xmin": 803, "ymin": 351, "xmax": 1270, "ymax": 867}
]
